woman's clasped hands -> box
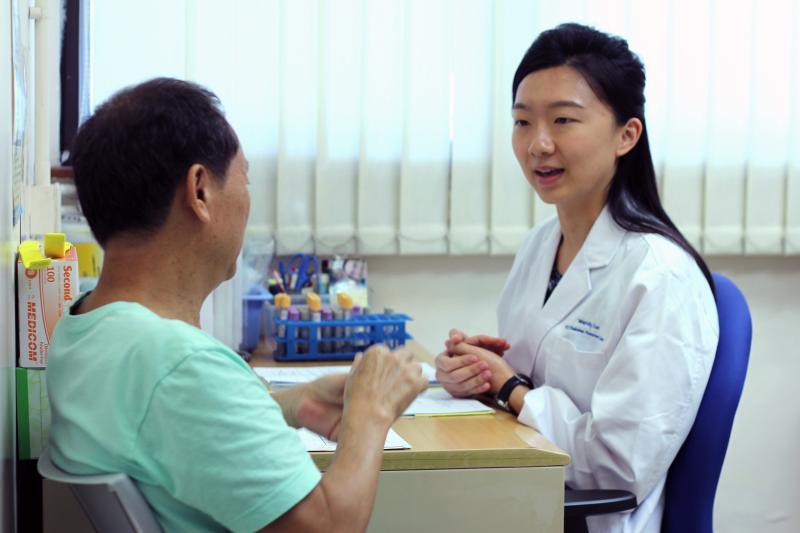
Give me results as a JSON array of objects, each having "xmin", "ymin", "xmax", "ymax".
[{"xmin": 434, "ymin": 329, "xmax": 516, "ymax": 398}]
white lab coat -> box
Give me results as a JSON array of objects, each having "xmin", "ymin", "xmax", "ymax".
[{"xmin": 498, "ymin": 207, "xmax": 718, "ymax": 533}]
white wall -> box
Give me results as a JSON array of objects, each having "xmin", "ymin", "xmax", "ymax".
[
  {"xmin": 368, "ymin": 255, "xmax": 800, "ymax": 533},
  {"xmin": 706, "ymin": 257, "xmax": 800, "ymax": 533},
  {"xmin": 1, "ymin": 1, "xmax": 18, "ymax": 530}
]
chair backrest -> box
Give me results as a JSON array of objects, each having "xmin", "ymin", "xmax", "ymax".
[
  {"xmin": 37, "ymin": 448, "xmax": 163, "ymax": 533},
  {"xmin": 662, "ymin": 273, "xmax": 751, "ymax": 533}
]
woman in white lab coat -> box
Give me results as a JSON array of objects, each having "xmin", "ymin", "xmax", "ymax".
[{"xmin": 435, "ymin": 23, "xmax": 719, "ymax": 533}]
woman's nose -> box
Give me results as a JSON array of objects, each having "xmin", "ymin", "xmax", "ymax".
[{"xmin": 529, "ymin": 129, "xmax": 554, "ymax": 157}]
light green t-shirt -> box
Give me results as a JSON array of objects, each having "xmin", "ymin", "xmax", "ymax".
[{"xmin": 47, "ymin": 296, "xmax": 321, "ymax": 532}]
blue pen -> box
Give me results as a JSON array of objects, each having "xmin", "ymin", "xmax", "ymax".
[{"xmin": 280, "ymin": 254, "xmax": 320, "ymax": 293}]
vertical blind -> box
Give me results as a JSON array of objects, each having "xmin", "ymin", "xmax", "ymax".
[{"xmin": 88, "ymin": 0, "xmax": 800, "ymax": 256}]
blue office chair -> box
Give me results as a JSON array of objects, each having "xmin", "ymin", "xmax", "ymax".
[{"xmin": 565, "ymin": 272, "xmax": 752, "ymax": 532}]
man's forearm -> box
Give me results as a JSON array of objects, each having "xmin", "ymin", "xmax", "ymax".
[
  {"xmin": 269, "ymin": 382, "xmax": 390, "ymax": 532},
  {"xmin": 317, "ymin": 416, "xmax": 390, "ymax": 533}
]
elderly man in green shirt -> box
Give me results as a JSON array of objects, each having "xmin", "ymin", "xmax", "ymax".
[{"xmin": 47, "ymin": 77, "xmax": 428, "ymax": 533}]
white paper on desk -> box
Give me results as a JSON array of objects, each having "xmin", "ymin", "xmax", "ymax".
[
  {"xmin": 403, "ymin": 387, "xmax": 494, "ymax": 416},
  {"xmin": 297, "ymin": 427, "xmax": 411, "ymax": 452},
  {"xmin": 254, "ymin": 363, "xmax": 439, "ymax": 387}
]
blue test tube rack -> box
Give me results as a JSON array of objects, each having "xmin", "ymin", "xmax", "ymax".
[
  {"xmin": 273, "ymin": 312, "xmax": 413, "ymax": 362},
  {"xmin": 241, "ymin": 291, "xmax": 334, "ymax": 352}
]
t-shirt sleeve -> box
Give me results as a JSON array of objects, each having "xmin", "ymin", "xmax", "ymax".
[{"xmin": 133, "ymin": 350, "xmax": 321, "ymax": 532}]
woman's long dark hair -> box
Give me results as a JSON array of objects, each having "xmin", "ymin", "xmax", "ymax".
[{"xmin": 513, "ymin": 23, "xmax": 714, "ymax": 293}]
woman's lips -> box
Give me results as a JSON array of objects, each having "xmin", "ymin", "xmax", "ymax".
[{"xmin": 534, "ymin": 167, "xmax": 564, "ymax": 185}]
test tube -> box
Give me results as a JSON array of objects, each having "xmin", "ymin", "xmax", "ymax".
[
  {"xmin": 361, "ymin": 307, "xmax": 371, "ymax": 349},
  {"xmin": 337, "ymin": 292, "xmax": 354, "ymax": 352},
  {"xmin": 299, "ymin": 305, "xmax": 309, "ymax": 341},
  {"xmin": 274, "ymin": 293, "xmax": 291, "ymax": 356},
  {"xmin": 333, "ymin": 307, "xmax": 344, "ymax": 353},
  {"xmin": 307, "ymin": 293, "xmax": 322, "ymax": 354},
  {"xmin": 351, "ymin": 306, "xmax": 362, "ymax": 351},
  {"xmin": 383, "ymin": 307, "xmax": 395, "ymax": 347},
  {"xmin": 287, "ymin": 306, "xmax": 300, "ymax": 355},
  {"xmin": 321, "ymin": 306, "xmax": 333, "ymax": 353}
]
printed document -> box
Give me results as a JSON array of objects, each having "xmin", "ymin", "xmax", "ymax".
[
  {"xmin": 255, "ymin": 365, "xmax": 493, "ymax": 416},
  {"xmin": 297, "ymin": 427, "xmax": 411, "ymax": 452}
]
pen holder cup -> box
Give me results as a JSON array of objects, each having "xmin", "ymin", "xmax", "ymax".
[{"xmin": 241, "ymin": 291, "xmax": 272, "ymax": 352}]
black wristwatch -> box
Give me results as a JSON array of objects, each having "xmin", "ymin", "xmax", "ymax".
[{"xmin": 496, "ymin": 373, "xmax": 534, "ymax": 413}]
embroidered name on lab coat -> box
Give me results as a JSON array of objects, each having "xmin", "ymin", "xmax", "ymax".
[
  {"xmin": 562, "ymin": 319, "xmax": 606, "ymax": 353},
  {"xmin": 565, "ymin": 319, "xmax": 605, "ymax": 341}
]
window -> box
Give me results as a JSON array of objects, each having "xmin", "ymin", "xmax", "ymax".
[{"xmin": 65, "ymin": 0, "xmax": 800, "ymax": 255}]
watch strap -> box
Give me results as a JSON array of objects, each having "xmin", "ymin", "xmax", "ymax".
[{"xmin": 496, "ymin": 373, "xmax": 532, "ymax": 413}]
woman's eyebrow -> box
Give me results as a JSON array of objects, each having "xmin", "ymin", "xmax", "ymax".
[
  {"xmin": 547, "ymin": 100, "xmax": 585, "ymax": 110},
  {"xmin": 512, "ymin": 100, "xmax": 585, "ymax": 110}
]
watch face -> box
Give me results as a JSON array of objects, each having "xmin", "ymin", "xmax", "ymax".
[{"xmin": 516, "ymin": 373, "xmax": 534, "ymax": 389}]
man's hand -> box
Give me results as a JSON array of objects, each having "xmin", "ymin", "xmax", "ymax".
[
  {"xmin": 344, "ymin": 345, "xmax": 429, "ymax": 428},
  {"xmin": 263, "ymin": 345, "xmax": 429, "ymax": 533},
  {"xmin": 295, "ymin": 373, "xmax": 347, "ymax": 441},
  {"xmin": 276, "ymin": 344, "xmax": 428, "ymax": 441}
]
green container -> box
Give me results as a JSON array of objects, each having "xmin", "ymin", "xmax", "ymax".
[{"xmin": 16, "ymin": 368, "xmax": 51, "ymax": 460}]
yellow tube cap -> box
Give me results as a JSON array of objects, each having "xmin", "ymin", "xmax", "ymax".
[
  {"xmin": 336, "ymin": 292, "xmax": 353, "ymax": 310},
  {"xmin": 275, "ymin": 293, "xmax": 291, "ymax": 309},
  {"xmin": 306, "ymin": 293, "xmax": 321, "ymax": 312}
]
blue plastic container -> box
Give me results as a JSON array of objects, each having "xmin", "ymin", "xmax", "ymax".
[{"xmin": 241, "ymin": 289, "xmax": 272, "ymax": 351}]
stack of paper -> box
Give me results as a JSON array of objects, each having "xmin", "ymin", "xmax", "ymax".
[
  {"xmin": 402, "ymin": 387, "xmax": 493, "ymax": 416},
  {"xmin": 255, "ymin": 365, "xmax": 494, "ymax": 417},
  {"xmin": 297, "ymin": 427, "xmax": 411, "ymax": 452},
  {"xmin": 256, "ymin": 363, "xmax": 439, "ymax": 389}
]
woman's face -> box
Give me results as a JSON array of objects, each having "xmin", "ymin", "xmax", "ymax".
[{"xmin": 511, "ymin": 65, "xmax": 638, "ymax": 214}]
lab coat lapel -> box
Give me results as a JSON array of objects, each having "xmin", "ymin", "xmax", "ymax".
[
  {"xmin": 513, "ymin": 220, "xmax": 563, "ymax": 378},
  {"xmin": 539, "ymin": 248, "xmax": 592, "ymax": 326},
  {"xmin": 580, "ymin": 207, "xmax": 625, "ymax": 271},
  {"xmin": 539, "ymin": 207, "xmax": 624, "ymax": 329},
  {"xmin": 530, "ymin": 221, "xmax": 563, "ymax": 310}
]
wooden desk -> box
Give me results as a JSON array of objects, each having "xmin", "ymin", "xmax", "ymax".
[{"xmin": 252, "ymin": 341, "xmax": 569, "ymax": 533}]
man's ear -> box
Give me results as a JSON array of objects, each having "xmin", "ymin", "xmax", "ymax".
[
  {"xmin": 183, "ymin": 163, "xmax": 213, "ymax": 223},
  {"xmin": 615, "ymin": 117, "xmax": 643, "ymax": 157}
]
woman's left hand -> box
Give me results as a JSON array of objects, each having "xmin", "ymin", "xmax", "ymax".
[{"xmin": 448, "ymin": 341, "xmax": 517, "ymax": 395}]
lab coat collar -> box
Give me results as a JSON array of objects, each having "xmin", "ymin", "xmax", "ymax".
[
  {"xmin": 538, "ymin": 206, "xmax": 625, "ymax": 324},
  {"xmin": 580, "ymin": 206, "xmax": 626, "ymax": 270}
]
